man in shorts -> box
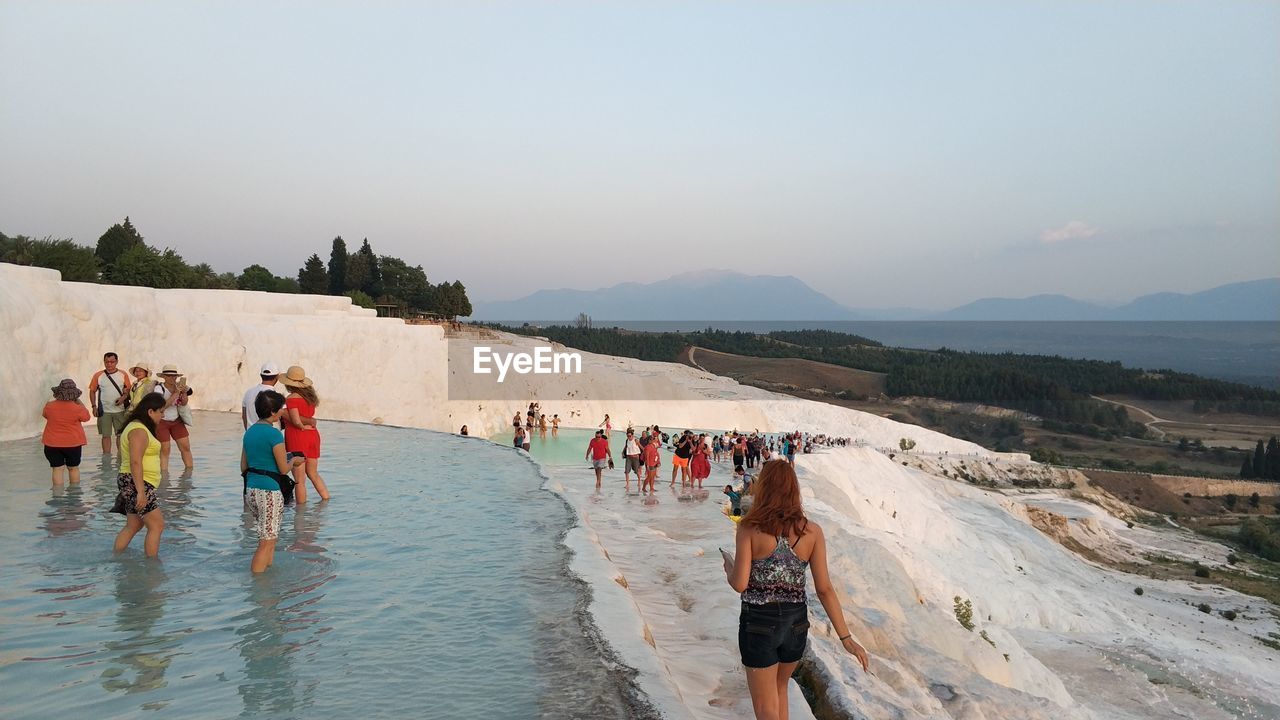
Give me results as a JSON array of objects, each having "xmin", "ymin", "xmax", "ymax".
[
  {"xmin": 585, "ymin": 430, "xmax": 613, "ymax": 489},
  {"xmin": 622, "ymin": 427, "xmax": 643, "ymax": 491},
  {"xmin": 89, "ymin": 352, "xmax": 132, "ymax": 456}
]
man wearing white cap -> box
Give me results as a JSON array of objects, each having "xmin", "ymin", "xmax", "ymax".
[{"xmin": 242, "ymin": 362, "xmax": 282, "ymax": 429}]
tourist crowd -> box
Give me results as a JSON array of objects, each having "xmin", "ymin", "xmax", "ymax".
[{"xmin": 39, "ymin": 352, "xmax": 331, "ymax": 571}]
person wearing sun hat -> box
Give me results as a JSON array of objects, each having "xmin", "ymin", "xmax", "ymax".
[
  {"xmin": 151, "ymin": 364, "xmax": 194, "ymax": 472},
  {"xmin": 281, "ymin": 365, "xmax": 330, "ymax": 502},
  {"xmin": 42, "ymin": 379, "xmax": 91, "ymax": 484},
  {"xmin": 127, "ymin": 362, "xmax": 158, "ymax": 409}
]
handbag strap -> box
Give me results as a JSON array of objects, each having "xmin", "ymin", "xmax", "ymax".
[{"xmin": 103, "ymin": 370, "xmax": 126, "ymax": 396}]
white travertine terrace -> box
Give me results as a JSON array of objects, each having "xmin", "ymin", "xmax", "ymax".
[{"xmin": 4, "ymin": 262, "xmax": 1277, "ymax": 719}]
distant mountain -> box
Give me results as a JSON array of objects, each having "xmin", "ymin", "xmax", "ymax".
[
  {"xmin": 471, "ymin": 270, "xmax": 861, "ymax": 321},
  {"xmin": 936, "ymin": 294, "xmax": 1104, "ymax": 321},
  {"xmin": 1110, "ymin": 279, "xmax": 1280, "ymax": 321},
  {"xmin": 473, "ymin": 274, "xmax": 1280, "ymax": 322},
  {"xmin": 932, "ymin": 279, "xmax": 1279, "ymax": 321}
]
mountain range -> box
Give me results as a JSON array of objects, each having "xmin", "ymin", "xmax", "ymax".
[{"xmin": 471, "ymin": 274, "xmax": 1280, "ymax": 322}]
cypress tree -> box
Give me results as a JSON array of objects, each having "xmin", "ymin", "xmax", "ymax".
[
  {"xmin": 1241, "ymin": 454, "xmax": 1254, "ymax": 479},
  {"xmin": 298, "ymin": 254, "xmax": 327, "ymax": 294},
  {"xmin": 357, "ymin": 238, "xmax": 380, "ymax": 297},
  {"xmin": 327, "ymin": 237, "xmax": 348, "ymax": 295},
  {"xmin": 1266, "ymin": 436, "xmax": 1280, "ymax": 481},
  {"xmin": 1253, "ymin": 440, "xmax": 1266, "ymax": 479}
]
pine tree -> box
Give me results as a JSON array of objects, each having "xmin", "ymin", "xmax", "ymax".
[
  {"xmin": 1253, "ymin": 440, "xmax": 1266, "ymax": 479},
  {"xmin": 327, "ymin": 237, "xmax": 348, "ymax": 295},
  {"xmin": 298, "ymin": 254, "xmax": 327, "ymax": 294}
]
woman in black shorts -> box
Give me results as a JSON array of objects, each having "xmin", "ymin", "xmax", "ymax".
[
  {"xmin": 723, "ymin": 460, "xmax": 869, "ymax": 719},
  {"xmin": 42, "ymin": 379, "xmax": 90, "ymax": 484}
]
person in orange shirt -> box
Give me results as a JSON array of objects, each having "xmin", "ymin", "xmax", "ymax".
[
  {"xmin": 42, "ymin": 379, "xmax": 90, "ymax": 484},
  {"xmin": 88, "ymin": 352, "xmax": 132, "ymax": 456}
]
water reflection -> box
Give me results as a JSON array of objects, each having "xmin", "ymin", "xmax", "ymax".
[
  {"xmin": 235, "ymin": 577, "xmax": 309, "ymax": 718},
  {"xmin": 287, "ymin": 501, "xmax": 326, "ymax": 556},
  {"xmin": 40, "ymin": 483, "xmax": 91, "ymax": 537},
  {"xmin": 234, "ymin": 502, "xmax": 330, "ymax": 718},
  {"xmin": 100, "ymin": 560, "xmax": 176, "ymax": 697}
]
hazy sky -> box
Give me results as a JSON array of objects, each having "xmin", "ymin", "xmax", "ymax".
[{"xmin": 2, "ymin": 1, "xmax": 1277, "ymax": 309}]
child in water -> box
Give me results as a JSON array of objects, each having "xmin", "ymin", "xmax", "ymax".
[{"xmin": 723, "ymin": 485, "xmax": 742, "ymax": 517}]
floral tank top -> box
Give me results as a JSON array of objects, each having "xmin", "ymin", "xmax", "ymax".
[{"xmin": 742, "ymin": 535, "xmax": 808, "ymax": 605}]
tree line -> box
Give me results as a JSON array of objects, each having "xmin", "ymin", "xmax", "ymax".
[
  {"xmin": 1240, "ymin": 437, "xmax": 1280, "ymax": 481},
  {"xmin": 483, "ymin": 324, "xmax": 1279, "ymax": 436},
  {"xmin": 1, "ymin": 218, "xmax": 472, "ymax": 319}
]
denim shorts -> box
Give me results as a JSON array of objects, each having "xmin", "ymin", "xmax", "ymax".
[{"xmin": 739, "ymin": 601, "xmax": 809, "ymax": 668}]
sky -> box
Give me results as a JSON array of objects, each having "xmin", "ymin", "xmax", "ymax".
[{"xmin": 1, "ymin": 1, "xmax": 1277, "ymax": 310}]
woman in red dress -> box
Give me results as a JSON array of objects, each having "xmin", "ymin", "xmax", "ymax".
[
  {"xmin": 690, "ymin": 433, "xmax": 712, "ymax": 489},
  {"xmin": 281, "ymin": 366, "xmax": 330, "ymax": 502}
]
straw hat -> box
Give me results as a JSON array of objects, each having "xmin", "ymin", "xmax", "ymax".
[
  {"xmin": 159, "ymin": 364, "xmax": 181, "ymax": 376},
  {"xmin": 281, "ymin": 365, "xmax": 313, "ymax": 388},
  {"xmin": 131, "ymin": 362, "xmax": 151, "ymax": 375},
  {"xmin": 51, "ymin": 378, "xmax": 82, "ymax": 401}
]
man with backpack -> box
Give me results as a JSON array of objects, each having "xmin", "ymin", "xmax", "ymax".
[{"xmin": 88, "ymin": 351, "xmax": 132, "ymax": 456}]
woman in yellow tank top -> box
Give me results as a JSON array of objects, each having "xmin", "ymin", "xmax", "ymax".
[{"xmin": 112, "ymin": 393, "xmax": 167, "ymax": 557}]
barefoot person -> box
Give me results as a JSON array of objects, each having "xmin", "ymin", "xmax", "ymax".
[
  {"xmin": 622, "ymin": 427, "xmax": 642, "ymax": 491},
  {"xmin": 281, "ymin": 366, "xmax": 330, "ymax": 502},
  {"xmin": 585, "ymin": 430, "xmax": 613, "ymax": 489},
  {"xmin": 242, "ymin": 390, "xmax": 305, "ymax": 573},
  {"xmin": 127, "ymin": 363, "xmax": 158, "ymax": 408},
  {"xmin": 153, "ymin": 365, "xmax": 194, "ymax": 472},
  {"xmin": 42, "ymin": 379, "xmax": 90, "ymax": 485},
  {"xmin": 89, "ymin": 352, "xmax": 132, "ymax": 456},
  {"xmin": 111, "ymin": 394, "xmax": 167, "ymax": 558},
  {"xmin": 241, "ymin": 362, "xmax": 281, "ymax": 430},
  {"xmin": 642, "ymin": 433, "xmax": 661, "ymax": 494},
  {"xmin": 671, "ymin": 430, "xmax": 694, "ymax": 486},
  {"xmin": 691, "ymin": 433, "xmax": 712, "ymax": 489},
  {"xmin": 723, "ymin": 460, "xmax": 869, "ymax": 720}
]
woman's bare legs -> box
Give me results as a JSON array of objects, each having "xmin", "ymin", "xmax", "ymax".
[
  {"xmin": 304, "ymin": 459, "xmax": 330, "ymax": 500},
  {"xmin": 141, "ymin": 511, "xmax": 165, "ymax": 557},
  {"xmin": 68, "ymin": 466, "xmax": 80, "ymax": 483},
  {"xmin": 159, "ymin": 440, "xmax": 171, "ymax": 474},
  {"xmin": 114, "ymin": 514, "xmax": 143, "ymax": 553},
  {"xmin": 174, "ymin": 436, "xmax": 194, "ymax": 469},
  {"xmin": 292, "ymin": 462, "xmax": 307, "ymax": 503},
  {"xmin": 251, "ymin": 539, "xmax": 277, "ymax": 573},
  {"xmin": 51, "ymin": 467, "xmax": 65, "ymax": 485},
  {"xmin": 744, "ymin": 660, "xmax": 799, "ymax": 720}
]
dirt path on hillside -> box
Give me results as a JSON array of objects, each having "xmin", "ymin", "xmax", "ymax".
[{"xmin": 1091, "ymin": 395, "xmax": 1168, "ymax": 438}]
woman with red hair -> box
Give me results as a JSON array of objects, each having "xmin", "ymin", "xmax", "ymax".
[{"xmin": 723, "ymin": 459, "xmax": 869, "ymax": 720}]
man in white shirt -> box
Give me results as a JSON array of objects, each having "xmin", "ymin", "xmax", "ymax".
[
  {"xmin": 88, "ymin": 351, "xmax": 132, "ymax": 456},
  {"xmin": 242, "ymin": 362, "xmax": 281, "ymax": 429}
]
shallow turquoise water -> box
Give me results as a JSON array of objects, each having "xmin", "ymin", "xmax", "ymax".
[{"xmin": 0, "ymin": 413, "xmax": 645, "ymax": 719}]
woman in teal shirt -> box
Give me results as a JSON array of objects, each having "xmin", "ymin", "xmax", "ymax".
[{"xmin": 241, "ymin": 390, "xmax": 304, "ymax": 573}]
